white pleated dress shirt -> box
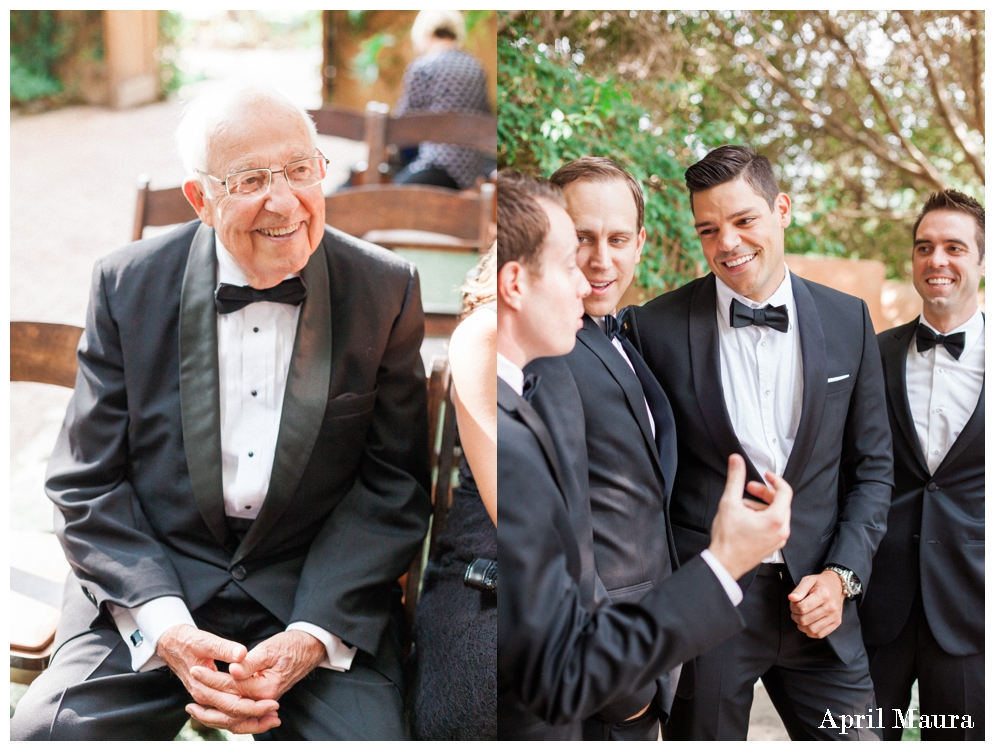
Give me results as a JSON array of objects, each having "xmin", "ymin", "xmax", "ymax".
[
  {"xmin": 108, "ymin": 236, "xmax": 356, "ymax": 673},
  {"xmin": 905, "ymin": 310, "xmax": 985, "ymax": 475},
  {"xmin": 715, "ymin": 267, "xmax": 803, "ymax": 564}
]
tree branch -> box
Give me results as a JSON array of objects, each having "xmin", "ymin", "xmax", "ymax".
[{"xmin": 900, "ymin": 11, "xmax": 985, "ymax": 183}]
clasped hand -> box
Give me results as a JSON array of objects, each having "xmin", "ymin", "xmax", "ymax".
[{"xmin": 156, "ymin": 624, "xmax": 326, "ymax": 734}]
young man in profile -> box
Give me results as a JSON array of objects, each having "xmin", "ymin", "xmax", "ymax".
[{"xmin": 496, "ymin": 171, "xmax": 793, "ymax": 740}]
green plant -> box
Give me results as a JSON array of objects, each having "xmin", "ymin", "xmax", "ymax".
[{"xmin": 9, "ymin": 10, "xmax": 64, "ymax": 103}]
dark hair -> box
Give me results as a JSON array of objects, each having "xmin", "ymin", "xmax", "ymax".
[
  {"xmin": 549, "ymin": 156, "xmax": 645, "ymax": 230},
  {"xmin": 912, "ymin": 189, "xmax": 985, "ymax": 262},
  {"xmin": 684, "ymin": 145, "xmax": 780, "ymax": 211},
  {"xmin": 497, "ymin": 170, "xmax": 566, "ymax": 273}
]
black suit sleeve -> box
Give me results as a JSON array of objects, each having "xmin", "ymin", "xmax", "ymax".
[
  {"xmin": 47, "ymin": 258, "xmax": 185, "ymax": 610},
  {"xmin": 498, "ymin": 413, "xmax": 744, "ymax": 726},
  {"xmin": 290, "ymin": 266, "xmax": 432, "ymax": 654},
  {"xmin": 824, "ymin": 300, "xmax": 893, "ymax": 589}
]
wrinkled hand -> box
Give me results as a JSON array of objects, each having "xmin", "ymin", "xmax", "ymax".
[
  {"xmin": 788, "ymin": 570, "xmax": 845, "ymax": 639},
  {"xmin": 707, "ymin": 454, "xmax": 792, "ymax": 581},
  {"xmin": 189, "ymin": 630, "xmax": 326, "ymax": 725},
  {"xmin": 156, "ymin": 624, "xmax": 280, "ymax": 734}
]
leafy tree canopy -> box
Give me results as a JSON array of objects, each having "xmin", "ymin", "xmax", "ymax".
[{"xmin": 499, "ymin": 11, "xmax": 984, "ymax": 289}]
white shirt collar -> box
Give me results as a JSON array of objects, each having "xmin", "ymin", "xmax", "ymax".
[
  {"xmin": 917, "ymin": 308, "xmax": 985, "ymax": 357},
  {"xmin": 497, "ymin": 352, "xmax": 524, "ymax": 395},
  {"xmin": 214, "ymin": 233, "xmax": 301, "ymax": 287},
  {"xmin": 715, "ymin": 263, "xmax": 794, "ymax": 327}
]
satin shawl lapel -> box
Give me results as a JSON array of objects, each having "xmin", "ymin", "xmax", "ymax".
[
  {"xmin": 233, "ymin": 246, "xmax": 332, "ymax": 563},
  {"xmin": 936, "ymin": 376, "xmax": 984, "ymax": 473},
  {"xmin": 577, "ymin": 319, "xmax": 659, "ymax": 474},
  {"xmin": 781, "ymin": 276, "xmax": 827, "ymax": 488},
  {"xmin": 885, "ymin": 320, "xmax": 929, "ymax": 474},
  {"xmin": 688, "ymin": 275, "xmax": 761, "ymax": 482},
  {"xmin": 498, "ymin": 379, "xmax": 566, "ymax": 498},
  {"xmin": 179, "ymin": 224, "xmax": 227, "ymax": 546}
]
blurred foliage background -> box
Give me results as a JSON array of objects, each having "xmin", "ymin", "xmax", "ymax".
[{"xmin": 498, "ymin": 10, "xmax": 985, "ymax": 293}]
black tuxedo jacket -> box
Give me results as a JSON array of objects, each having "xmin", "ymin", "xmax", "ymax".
[
  {"xmin": 859, "ymin": 318, "xmax": 984, "ymax": 656},
  {"xmin": 627, "ymin": 272, "xmax": 893, "ymax": 663},
  {"xmin": 46, "ymin": 221, "xmax": 431, "ymax": 659},
  {"xmin": 497, "ymin": 372, "xmax": 744, "ymax": 740},
  {"xmin": 526, "ymin": 316, "xmax": 682, "ymax": 720}
]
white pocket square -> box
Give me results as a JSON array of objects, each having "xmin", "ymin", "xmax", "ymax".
[{"xmin": 827, "ymin": 374, "xmax": 850, "ymax": 383}]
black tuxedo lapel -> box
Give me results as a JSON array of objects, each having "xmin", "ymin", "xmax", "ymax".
[
  {"xmin": 883, "ymin": 320, "xmax": 930, "ymax": 474},
  {"xmin": 687, "ymin": 275, "xmax": 762, "ymax": 483},
  {"xmin": 179, "ymin": 224, "xmax": 228, "ymax": 547},
  {"xmin": 935, "ymin": 377, "xmax": 984, "ymax": 474},
  {"xmin": 234, "ymin": 246, "xmax": 333, "ymax": 563},
  {"xmin": 498, "ymin": 377, "xmax": 599, "ymax": 607},
  {"xmin": 577, "ymin": 319, "xmax": 660, "ymax": 477},
  {"xmin": 498, "ymin": 379, "xmax": 567, "ymax": 498},
  {"xmin": 780, "ymin": 276, "xmax": 828, "ymax": 488}
]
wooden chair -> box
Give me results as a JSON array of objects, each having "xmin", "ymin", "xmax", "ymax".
[
  {"xmin": 325, "ymin": 183, "xmax": 495, "ymax": 254},
  {"xmin": 132, "ymin": 175, "xmax": 197, "ymax": 242},
  {"xmin": 10, "ymin": 322, "xmax": 83, "ymax": 683},
  {"xmin": 401, "ymin": 356, "xmax": 459, "ymax": 652},
  {"xmin": 306, "ymin": 103, "xmax": 377, "ymax": 185}
]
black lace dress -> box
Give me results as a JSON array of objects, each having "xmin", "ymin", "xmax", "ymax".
[{"xmin": 410, "ymin": 453, "xmax": 497, "ymax": 740}]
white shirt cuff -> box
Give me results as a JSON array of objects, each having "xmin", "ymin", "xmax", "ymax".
[
  {"xmin": 286, "ymin": 622, "xmax": 357, "ymax": 672},
  {"xmin": 107, "ymin": 596, "xmax": 197, "ymax": 672},
  {"xmin": 700, "ymin": 549, "xmax": 744, "ymax": 607}
]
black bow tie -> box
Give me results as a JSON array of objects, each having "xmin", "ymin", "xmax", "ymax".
[
  {"xmin": 214, "ymin": 277, "xmax": 307, "ymax": 315},
  {"xmin": 730, "ymin": 298, "xmax": 790, "ymax": 333},
  {"xmin": 522, "ymin": 373, "xmax": 541, "ymax": 403},
  {"xmin": 604, "ymin": 314, "xmax": 624, "ymax": 342},
  {"xmin": 916, "ymin": 323, "xmax": 965, "ymax": 360}
]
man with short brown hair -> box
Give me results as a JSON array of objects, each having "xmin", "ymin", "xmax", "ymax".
[
  {"xmin": 860, "ymin": 190, "xmax": 985, "ymax": 740},
  {"xmin": 497, "ymin": 170, "xmax": 794, "ymax": 740}
]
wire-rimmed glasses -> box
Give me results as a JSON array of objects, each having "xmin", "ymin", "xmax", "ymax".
[{"xmin": 200, "ymin": 152, "xmax": 329, "ymax": 199}]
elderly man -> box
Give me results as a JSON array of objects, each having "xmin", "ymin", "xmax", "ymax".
[{"xmin": 11, "ymin": 88, "xmax": 430, "ymax": 741}]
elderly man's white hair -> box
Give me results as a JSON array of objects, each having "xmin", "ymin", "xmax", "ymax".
[
  {"xmin": 410, "ymin": 10, "xmax": 466, "ymax": 54},
  {"xmin": 176, "ymin": 86, "xmax": 318, "ymax": 180}
]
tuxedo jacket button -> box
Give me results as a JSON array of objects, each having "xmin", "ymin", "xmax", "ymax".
[
  {"xmin": 926, "ymin": 481, "xmax": 938, "ymax": 492},
  {"xmin": 912, "ymin": 534, "xmax": 920, "ymax": 542},
  {"xmin": 231, "ymin": 564, "xmax": 247, "ymax": 581}
]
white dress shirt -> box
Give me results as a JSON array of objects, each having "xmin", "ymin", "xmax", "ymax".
[
  {"xmin": 715, "ymin": 267, "xmax": 803, "ymax": 564},
  {"xmin": 108, "ymin": 235, "xmax": 356, "ymax": 673},
  {"xmin": 497, "ymin": 351, "xmax": 524, "ymax": 394},
  {"xmin": 906, "ymin": 310, "xmax": 985, "ymax": 475}
]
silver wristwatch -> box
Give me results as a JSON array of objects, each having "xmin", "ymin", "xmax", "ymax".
[{"xmin": 825, "ymin": 565, "xmax": 862, "ymax": 599}]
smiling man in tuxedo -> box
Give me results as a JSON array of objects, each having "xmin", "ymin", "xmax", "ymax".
[
  {"xmin": 497, "ymin": 170, "xmax": 793, "ymax": 740},
  {"xmin": 11, "ymin": 87, "xmax": 430, "ymax": 740},
  {"xmin": 859, "ymin": 190, "xmax": 984, "ymax": 741},
  {"xmin": 526, "ymin": 157, "xmax": 735, "ymax": 741},
  {"xmin": 626, "ymin": 145, "xmax": 893, "ymax": 740}
]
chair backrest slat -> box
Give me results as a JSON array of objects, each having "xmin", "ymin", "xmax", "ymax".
[{"xmin": 10, "ymin": 322, "xmax": 84, "ymax": 389}]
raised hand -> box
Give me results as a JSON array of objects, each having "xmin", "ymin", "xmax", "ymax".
[{"xmin": 707, "ymin": 454, "xmax": 792, "ymax": 581}]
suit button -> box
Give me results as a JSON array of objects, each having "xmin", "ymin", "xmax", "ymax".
[
  {"xmin": 231, "ymin": 565, "xmax": 247, "ymax": 581},
  {"xmin": 926, "ymin": 482, "xmax": 938, "ymax": 492},
  {"xmin": 912, "ymin": 535, "xmax": 920, "ymax": 542}
]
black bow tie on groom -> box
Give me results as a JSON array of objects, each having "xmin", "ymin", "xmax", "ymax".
[
  {"xmin": 916, "ymin": 323, "xmax": 965, "ymax": 360},
  {"xmin": 604, "ymin": 313, "xmax": 624, "ymax": 342},
  {"xmin": 214, "ymin": 277, "xmax": 307, "ymax": 315},
  {"xmin": 730, "ymin": 298, "xmax": 790, "ymax": 333}
]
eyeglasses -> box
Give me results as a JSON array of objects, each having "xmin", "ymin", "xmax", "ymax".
[{"xmin": 200, "ymin": 153, "xmax": 329, "ymax": 199}]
